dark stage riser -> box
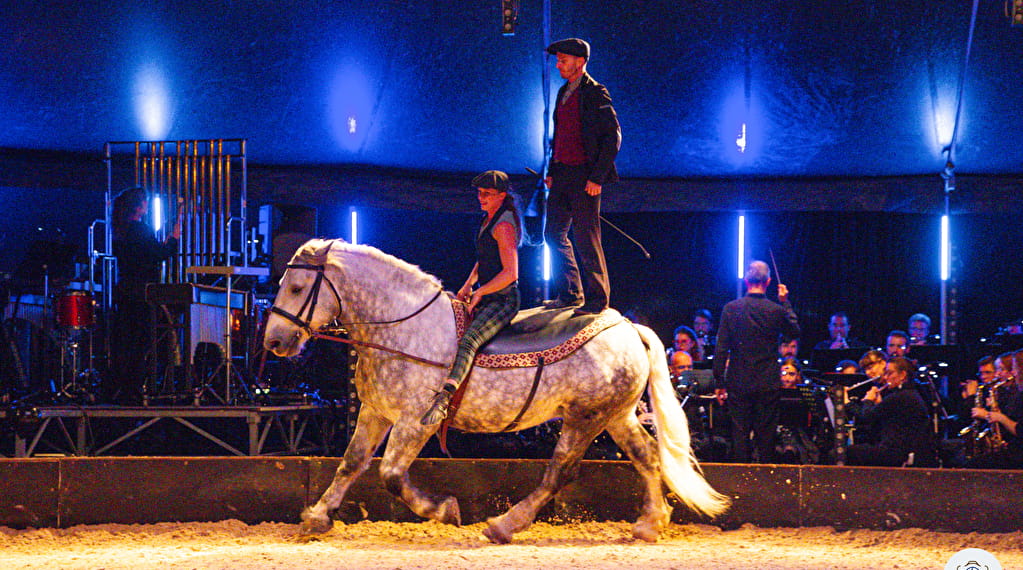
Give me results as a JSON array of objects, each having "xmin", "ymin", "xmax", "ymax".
[{"xmin": 1, "ymin": 458, "xmax": 1019, "ymax": 533}]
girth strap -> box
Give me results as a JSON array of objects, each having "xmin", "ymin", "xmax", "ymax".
[
  {"xmin": 502, "ymin": 356, "xmax": 545, "ymax": 432},
  {"xmin": 436, "ymin": 355, "xmax": 546, "ymax": 456}
]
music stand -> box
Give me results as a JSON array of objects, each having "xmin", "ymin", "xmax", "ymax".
[
  {"xmin": 819, "ymin": 372, "xmax": 870, "ymax": 388},
  {"xmin": 810, "ymin": 347, "xmax": 867, "ymax": 374},
  {"xmin": 987, "ymin": 334, "xmax": 1023, "ymax": 353},
  {"xmin": 778, "ymin": 387, "xmax": 811, "ymax": 428},
  {"xmin": 907, "ymin": 344, "xmax": 963, "ymax": 380}
]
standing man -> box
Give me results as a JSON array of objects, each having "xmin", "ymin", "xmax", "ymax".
[
  {"xmin": 543, "ymin": 38, "xmax": 622, "ymax": 316},
  {"xmin": 713, "ymin": 260, "xmax": 800, "ymax": 463}
]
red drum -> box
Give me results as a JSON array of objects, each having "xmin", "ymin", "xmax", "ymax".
[{"xmin": 56, "ymin": 290, "xmax": 94, "ymax": 329}]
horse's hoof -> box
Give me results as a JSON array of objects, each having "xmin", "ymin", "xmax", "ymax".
[
  {"xmin": 299, "ymin": 509, "xmax": 333, "ymax": 535},
  {"xmin": 483, "ymin": 518, "xmax": 512, "ymax": 544},
  {"xmin": 632, "ymin": 522, "xmax": 660, "ymax": 542},
  {"xmin": 436, "ymin": 496, "xmax": 462, "ymax": 526}
]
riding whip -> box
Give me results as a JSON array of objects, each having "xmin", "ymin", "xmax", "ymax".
[{"xmin": 524, "ymin": 167, "xmax": 651, "ymax": 259}]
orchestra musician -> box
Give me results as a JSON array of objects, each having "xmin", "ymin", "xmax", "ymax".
[
  {"xmin": 885, "ymin": 330, "xmax": 910, "ymax": 359},
  {"xmin": 693, "ymin": 308, "xmax": 716, "ymax": 359},
  {"xmin": 110, "ymin": 187, "xmax": 180, "ymax": 404},
  {"xmin": 670, "ymin": 325, "xmax": 703, "ymax": 362},
  {"xmin": 776, "ymin": 356, "xmax": 832, "ymax": 464},
  {"xmin": 964, "ymin": 350, "xmax": 1023, "ymax": 469},
  {"xmin": 959, "ymin": 355, "xmax": 997, "ymax": 432},
  {"xmin": 812, "ymin": 312, "xmax": 867, "ymax": 351},
  {"xmin": 858, "ymin": 349, "xmax": 887, "ymax": 385},
  {"xmin": 846, "ymin": 356, "xmax": 937, "ymax": 467}
]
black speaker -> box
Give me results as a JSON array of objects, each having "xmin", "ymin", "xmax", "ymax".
[{"xmin": 258, "ymin": 204, "xmax": 318, "ymax": 281}]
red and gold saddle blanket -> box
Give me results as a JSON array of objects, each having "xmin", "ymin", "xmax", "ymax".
[{"xmin": 451, "ymin": 298, "xmax": 624, "ymax": 368}]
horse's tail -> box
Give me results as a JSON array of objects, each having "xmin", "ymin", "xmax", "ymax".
[{"xmin": 636, "ymin": 325, "xmax": 730, "ymax": 518}]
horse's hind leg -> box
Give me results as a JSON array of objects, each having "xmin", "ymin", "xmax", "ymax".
[
  {"xmin": 378, "ymin": 421, "xmax": 461, "ymax": 526},
  {"xmin": 606, "ymin": 413, "xmax": 670, "ymax": 542},
  {"xmin": 483, "ymin": 417, "xmax": 606, "ymax": 544},
  {"xmin": 301, "ymin": 408, "xmax": 391, "ymax": 534}
]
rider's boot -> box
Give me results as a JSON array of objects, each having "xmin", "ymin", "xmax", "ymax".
[{"xmin": 420, "ymin": 382, "xmax": 457, "ymax": 425}]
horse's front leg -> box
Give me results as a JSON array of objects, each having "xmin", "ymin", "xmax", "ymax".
[
  {"xmin": 301, "ymin": 407, "xmax": 391, "ymax": 534},
  {"xmin": 483, "ymin": 415, "xmax": 606, "ymax": 544},
  {"xmin": 378, "ymin": 420, "xmax": 461, "ymax": 526}
]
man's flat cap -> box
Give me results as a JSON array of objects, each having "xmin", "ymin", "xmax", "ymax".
[
  {"xmin": 472, "ymin": 170, "xmax": 509, "ymax": 192},
  {"xmin": 545, "ymin": 38, "xmax": 590, "ymax": 59}
]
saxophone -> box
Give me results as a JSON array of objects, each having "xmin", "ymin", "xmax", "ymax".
[
  {"xmin": 961, "ymin": 379, "xmax": 1008, "ymax": 459},
  {"xmin": 984, "ymin": 380, "xmax": 1008, "ymax": 452},
  {"xmin": 959, "ymin": 380, "xmax": 987, "ymax": 460}
]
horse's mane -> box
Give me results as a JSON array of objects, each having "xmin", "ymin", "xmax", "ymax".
[{"xmin": 293, "ymin": 238, "xmax": 444, "ymax": 292}]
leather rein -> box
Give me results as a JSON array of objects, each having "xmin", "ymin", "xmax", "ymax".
[{"xmin": 270, "ymin": 261, "xmax": 447, "ymax": 367}]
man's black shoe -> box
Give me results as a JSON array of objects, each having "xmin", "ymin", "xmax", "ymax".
[
  {"xmin": 543, "ymin": 297, "xmax": 583, "ymax": 310},
  {"xmin": 572, "ymin": 306, "xmax": 606, "ymax": 317}
]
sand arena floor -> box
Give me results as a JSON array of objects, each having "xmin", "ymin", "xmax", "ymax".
[{"xmin": 1, "ymin": 519, "xmax": 1020, "ymax": 570}]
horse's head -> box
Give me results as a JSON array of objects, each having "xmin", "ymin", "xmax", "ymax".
[{"xmin": 263, "ymin": 239, "xmax": 343, "ymax": 357}]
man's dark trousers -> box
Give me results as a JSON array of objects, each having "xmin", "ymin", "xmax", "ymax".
[
  {"xmin": 545, "ymin": 162, "xmax": 609, "ymax": 310},
  {"xmin": 728, "ymin": 388, "xmax": 781, "ymax": 463}
]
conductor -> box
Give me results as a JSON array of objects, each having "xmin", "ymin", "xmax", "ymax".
[{"xmin": 713, "ymin": 260, "xmax": 800, "ymax": 463}]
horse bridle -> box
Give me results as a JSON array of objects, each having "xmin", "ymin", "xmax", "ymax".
[
  {"xmin": 270, "ymin": 261, "xmax": 444, "ymax": 336},
  {"xmin": 269, "ymin": 263, "xmax": 344, "ymax": 335}
]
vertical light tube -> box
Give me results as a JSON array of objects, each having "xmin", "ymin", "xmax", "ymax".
[
  {"xmin": 543, "ymin": 242, "xmax": 551, "ymax": 281},
  {"xmin": 940, "ymin": 214, "xmax": 950, "ymax": 281},
  {"xmin": 153, "ymin": 195, "xmax": 164, "ymax": 232},
  {"xmin": 737, "ymin": 214, "xmax": 746, "ymax": 279},
  {"xmin": 350, "ymin": 207, "xmax": 359, "ymax": 245}
]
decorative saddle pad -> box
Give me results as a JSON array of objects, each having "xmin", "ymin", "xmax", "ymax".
[{"xmin": 451, "ymin": 299, "xmax": 624, "ymax": 368}]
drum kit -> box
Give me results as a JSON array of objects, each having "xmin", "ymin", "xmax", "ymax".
[{"xmin": 0, "ymin": 287, "xmax": 101, "ymax": 405}]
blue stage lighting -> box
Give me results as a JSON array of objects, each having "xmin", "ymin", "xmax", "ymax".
[
  {"xmin": 350, "ymin": 207, "xmax": 359, "ymax": 245},
  {"xmin": 737, "ymin": 214, "xmax": 746, "ymax": 279},
  {"xmin": 941, "ymin": 215, "xmax": 950, "ymax": 281},
  {"xmin": 152, "ymin": 195, "xmax": 163, "ymax": 231},
  {"xmin": 133, "ymin": 62, "xmax": 172, "ymax": 140},
  {"xmin": 543, "ymin": 242, "xmax": 551, "ymax": 281}
]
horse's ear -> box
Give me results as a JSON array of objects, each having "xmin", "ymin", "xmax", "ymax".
[{"xmin": 314, "ymin": 242, "xmax": 333, "ymax": 257}]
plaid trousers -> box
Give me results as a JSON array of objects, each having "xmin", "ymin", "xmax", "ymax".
[{"xmin": 448, "ymin": 283, "xmax": 520, "ymax": 385}]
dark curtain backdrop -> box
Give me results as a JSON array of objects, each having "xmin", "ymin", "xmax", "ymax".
[
  {"xmin": 329, "ymin": 206, "xmax": 1022, "ymax": 362},
  {"xmin": 3, "ymin": 188, "xmax": 1021, "ymax": 365}
]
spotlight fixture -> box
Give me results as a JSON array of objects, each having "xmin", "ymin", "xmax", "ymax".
[{"xmin": 501, "ymin": 0, "xmax": 518, "ymax": 36}]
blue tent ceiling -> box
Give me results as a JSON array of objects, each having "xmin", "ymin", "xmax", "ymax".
[{"xmin": 1, "ymin": 1, "xmax": 1021, "ymax": 211}]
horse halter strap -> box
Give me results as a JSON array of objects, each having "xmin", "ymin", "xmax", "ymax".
[{"xmin": 269, "ymin": 263, "xmax": 342, "ymax": 334}]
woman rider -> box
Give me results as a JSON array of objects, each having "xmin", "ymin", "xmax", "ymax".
[{"xmin": 421, "ymin": 170, "xmax": 523, "ymax": 425}]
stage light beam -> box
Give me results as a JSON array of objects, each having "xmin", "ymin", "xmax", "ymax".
[{"xmin": 132, "ymin": 62, "xmax": 172, "ymax": 140}]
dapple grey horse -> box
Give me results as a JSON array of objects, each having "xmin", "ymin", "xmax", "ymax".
[{"xmin": 263, "ymin": 238, "xmax": 728, "ymax": 543}]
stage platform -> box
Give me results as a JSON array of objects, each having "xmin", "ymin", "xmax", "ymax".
[
  {"xmin": 0, "ymin": 457, "xmax": 1018, "ymax": 534},
  {"xmin": 0, "ymin": 404, "xmax": 334, "ymax": 458}
]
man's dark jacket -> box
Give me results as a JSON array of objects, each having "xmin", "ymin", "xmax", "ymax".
[
  {"xmin": 551, "ymin": 72, "xmax": 621, "ymax": 185},
  {"xmin": 713, "ymin": 293, "xmax": 800, "ymax": 395}
]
